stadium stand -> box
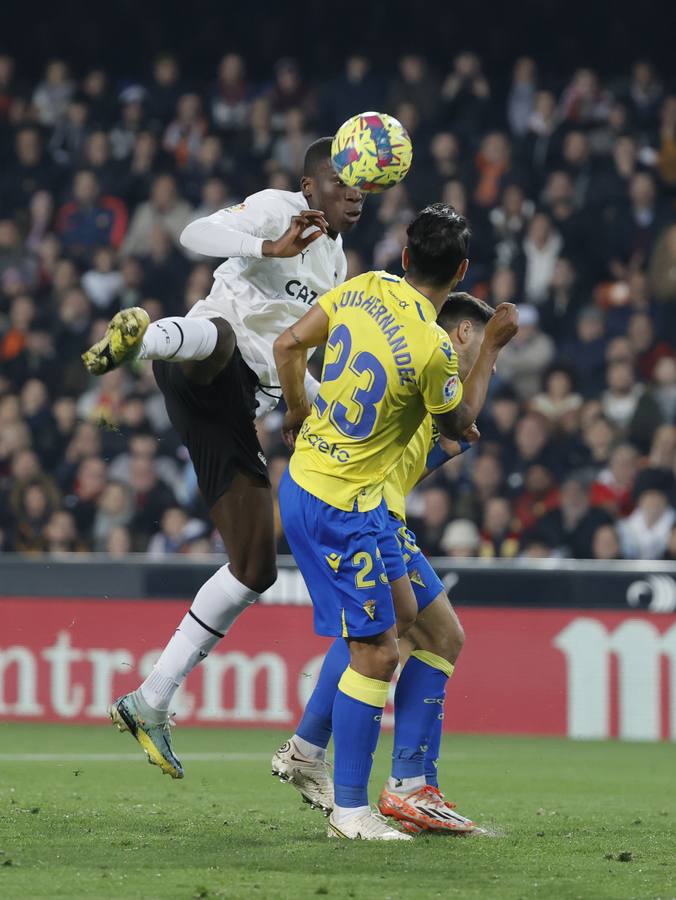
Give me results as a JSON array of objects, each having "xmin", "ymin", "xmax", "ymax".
[{"xmin": 0, "ymin": 51, "xmax": 674, "ymax": 560}]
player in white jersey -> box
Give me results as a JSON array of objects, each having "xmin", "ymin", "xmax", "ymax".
[{"xmin": 81, "ymin": 138, "xmax": 363, "ymax": 776}]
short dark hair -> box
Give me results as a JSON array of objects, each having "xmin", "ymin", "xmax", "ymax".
[
  {"xmin": 437, "ymin": 291, "xmax": 493, "ymax": 332},
  {"xmin": 303, "ymin": 137, "xmax": 333, "ymax": 176},
  {"xmin": 406, "ymin": 203, "xmax": 471, "ymax": 287}
]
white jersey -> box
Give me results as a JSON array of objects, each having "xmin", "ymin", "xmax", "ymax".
[{"xmin": 180, "ymin": 189, "xmax": 347, "ymax": 414}]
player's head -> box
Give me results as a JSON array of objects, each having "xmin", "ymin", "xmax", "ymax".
[
  {"xmin": 301, "ymin": 137, "xmax": 363, "ymax": 237},
  {"xmin": 403, "ymin": 203, "xmax": 470, "ymax": 291},
  {"xmin": 437, "ymin": 292, "xmax": 493, "ymax": 378}
]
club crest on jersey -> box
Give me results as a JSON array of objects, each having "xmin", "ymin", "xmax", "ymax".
[
  {"xmin": 225, "ymin": 202, "xmax": 247, "ymax": 212},
  {"xmin": 443, "ymin": 375, "xmax": 459, "ymax": 403},
  {"xmin": 325, "ymin": 552, "xmax": 342, "ymax": 573},
  {"xmin": 363, "ymin": 599, "xmax": 376, "ymax": 620},
  {"xmin": 409, "ymin": 569, "xmax": 426, "ymax": 588}
]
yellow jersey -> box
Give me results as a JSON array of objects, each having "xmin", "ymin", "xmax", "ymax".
[
  {"xmin": 289, "ymin": 270, "xmax": 463, "ymax": 512},
  {"xmin": 383, "ymin": 416, "xmax": 436, "ymax": 522}
]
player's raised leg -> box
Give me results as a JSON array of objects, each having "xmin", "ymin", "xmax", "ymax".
[{"xmin": 107, "ymin": 320, "xmax": 275, "ymax": 777}]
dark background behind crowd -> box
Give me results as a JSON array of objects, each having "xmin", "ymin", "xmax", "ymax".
[{"xmin": 0, "ymin": 2, "xmax": 675, "ymax": 562}]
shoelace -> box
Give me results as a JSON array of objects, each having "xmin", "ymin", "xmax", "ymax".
[{"xmin": 417, "ymin": 785, "xmax": 457, "ymax": 810}]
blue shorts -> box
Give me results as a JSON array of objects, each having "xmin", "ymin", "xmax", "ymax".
[
  {"xmin": 279, "ymin": 470, "xmax": 398, "ymax": 638},
  {"xmin": 382, "ymin": 514, "xmax": 445, "ymax": 613}
]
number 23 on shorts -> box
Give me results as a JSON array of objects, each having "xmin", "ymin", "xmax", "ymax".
[{"xmin": 353, "ymin": 550, "xmax": 388, "ymax": 589}]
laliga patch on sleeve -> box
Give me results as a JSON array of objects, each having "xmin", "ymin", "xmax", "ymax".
[
  {"xmin": 225, "ymin": 202, "xmax": 247, "ymax": 212},
  {"xmin": 443, "ymin": 375, "xmax": 459, "ymax": 403}
]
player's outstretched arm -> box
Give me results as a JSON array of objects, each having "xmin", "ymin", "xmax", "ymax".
[
  {"xmin": 434, "ymin": 303, "xmax": 518, "ymax": 440},
  {"xmin": 274, "ymin": 304, "xmax": 330, "ymax": 448},
  {"xmin": 180, "ymin": 199, "xmax": 328, "ymax": 259}
]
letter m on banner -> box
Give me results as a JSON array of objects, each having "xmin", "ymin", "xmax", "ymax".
[{"xmin": 554, "ymin": 618, "xmax": 676, "ymax": 740}]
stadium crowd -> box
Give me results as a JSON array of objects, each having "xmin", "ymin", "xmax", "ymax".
[{"xmin": 0, "ymin": 51, "xmax": 675, "ymax": 561}]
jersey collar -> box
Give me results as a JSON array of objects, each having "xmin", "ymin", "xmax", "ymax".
[{"xmin": 396, "ymin": 277, "xmax": 438, "ymax": 323}]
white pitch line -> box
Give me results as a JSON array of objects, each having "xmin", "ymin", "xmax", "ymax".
[{"xmin": 0, "ymin": 752, "xmax": 273, "ymax": 763}]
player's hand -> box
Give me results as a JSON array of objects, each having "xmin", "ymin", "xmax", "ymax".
[
  {"xmin": 462, "ymin": 422, "xmax": 480, "ymax": 443},
  {"xmin": 262, "ymin": 210, "xmax": 328, "ymax": 259},
  {"xmin": 484, "ymin": 302, "xmax": 519, "ymax": 352},
  {"xmin": 439, "ymin": 423, "xmax": 480, "ymax": 457},
  {"xmin": 282, "ymin": 406, "xmax": 310, "ymax": 451}
]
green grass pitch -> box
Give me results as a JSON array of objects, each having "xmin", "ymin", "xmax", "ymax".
[{"xmin": 0, "ymin": 724, "xmax": 674, "ymax": 899}]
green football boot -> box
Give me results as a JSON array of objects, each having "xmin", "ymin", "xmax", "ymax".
[
  {"xmin": 82, "ymin": 307, "xmax": 150, "ymax": 375},
  {"xmin": 109, "ymin": 691, "xmax": 184, "ymax": 779}
]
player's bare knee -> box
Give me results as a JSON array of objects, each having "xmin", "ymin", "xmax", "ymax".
[
  {"xmin": 229, "ymin": 559, "xmax": 277, "ymax": 595},
  {"xmin": 396, "ymin": 606, "xmax": 417, "ymax": 638},
  {"xmin": 210, "ymin": 318, "xmax": 236, "ymax": 364},
  {"xmin": 373, "ymin": 640, "xmax": 399, "ymax": 681}
]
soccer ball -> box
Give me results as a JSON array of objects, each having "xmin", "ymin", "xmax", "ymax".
[{"xmin": 331, "ymin": 111, "xmax": 413, "ymax": 194}]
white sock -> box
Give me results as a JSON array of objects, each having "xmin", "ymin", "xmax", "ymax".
[
  {"xmin": 138, "ymin": 317, "xmax": 218, "ymax": 362},
  {"xmin": 292, "ymin": 735, "xmax": 326, "ymax": 760},
  {"xmin": 332, "ymin": 804, "xmax": 369, "ymax": 824},
  {"xmin": 139, "ymin": 564, "xmax": 259, "ymax": 712},
  {"xmin": 388, "ymin": 775, "xmax": 426, "ymax": 794}
]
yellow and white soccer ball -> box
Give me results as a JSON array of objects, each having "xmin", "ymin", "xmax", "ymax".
[{"xmin": 331, "ymin": 111, "xmax": 413, "ymax": 193}]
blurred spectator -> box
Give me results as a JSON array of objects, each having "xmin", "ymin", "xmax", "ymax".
[
  {"xmin": 441, "ymin": 519, "xmax": 481, "ymax": 558},
  {"xmin": 590, "ymin": 443, "xmax": 639, "ymax": 517},
  {"xmin": 56, "ymin": 170, "xmax": 127, "ymax": 260},
  {"xmin": 147, "ymin": 506, "xmax": 207, "ymax": 556},
  {"xmin": 648, "ymin": 223, "xmax": 676, "ymax": 302},
  {"xmin": 122, "ymin": 174, "xmax": 192, "ymax": 256},
  {"xmin": 479, "ymin": 497, "xmax": 519, "ymax": 558},
  {"xmin": 106, "ymin": 524, "xmax": 133, "ymax": 556},
  {"xmin": 513, "ymin": 464, "xmax": 560, "ymax": 531},
  {"xmin": 388, "ymin": 55, "xmax": 438, "ymax": 124},
  {"xmin": 322, "ymin": 55, "xmax": 383, "ymax": 131},
  {"xmin": 441, "ymin": 52, "xmax": 490, "ymax": 140},
  {"xmin": 44, "ymin": 510, "xmax": 87, "ymax": 554},
  {"xmin": 531, "ymin": 364, "xmax": 583, "ymax": 426},
  {"xmin": 32, "ymin": 60, "xmax": 73, "ymax": 126},
  {"xmin": 92, "ymin": 480, "xmax": 133, "ymax": 550},
  {"xmin": 2, "ymin": 128, "xmax": 55, "ymax": 214},
  {"xmin": 409, "ymin": 487, "xmax": 453, "ymax": 556},
  {"xmin": 522, "ymin": 212, "xmax": 563, "ymax": 304},
  {"xmin": 272, "ymin": 108, "xmax": 317, "ymax": 178},
  {"xmin": 210, "ymin": 53, "xmax": 251, "ymax": 132},
  {"xmin": 627, "ymin": 61, "xmax": 663, "ymax": 128},
  {"xmin": 534, "ymin": 474, "xmax": 613, "ymax": 558},
  {"xmin": 266, "ymin": 58, "xmax": 312, "ymax": 131},
  {"xmin": 163, "ymin": 94, "xmax": 208, "ymax": 169},
  {"xmin": 559, "ymin": 68, "xmax": 610, "ymax": 125},
  {"xmin": 495, "ymin": 305, "xmax": 555, "ymax": 400},
  {"xmin": 657, "ymin": 95, "xmax": 676, "ymax": 188},
  {"xmin": 592, "ymin": 523, "xmax": 622, "ymax": 560},
  {"xmin": 560, "ymin": 307, "xmax": 607, "ymax": 396},
  {"xmin": 664, "ymin": 525, "xmax": 676, "ymax": 561},
  {"xmin": 82, "ymin": 247, "xmax": 124, "ymax": 311},
  {"xmin": 146, "ymin": 54, "xmax": 183, "ymax": 127},
  {"xmin": 128, "ymin": 455, "xmax": 177, "ymax": 545},
  {"xmin": 507, "ymin": 57, "xmax": 537, "ymax": 137},
  {"xmin": 618, "ymin": 488, "xmax": 675, "ymax": 559},
  {"xmin": 473, "ymin": 132, "xmax": 511, "ymax": 209},
  {"xmin": 601, "ymin": 360, "xmax": 644, "ymax": 430}
]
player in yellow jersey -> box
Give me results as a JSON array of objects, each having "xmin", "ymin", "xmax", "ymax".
[
  {"xmin": 272, "ymin": 293, "xmax": 499, "ymax": 835},
  {"xmin": 274, "ymin": 204, "xmax": 518, "ymax": 840}
]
